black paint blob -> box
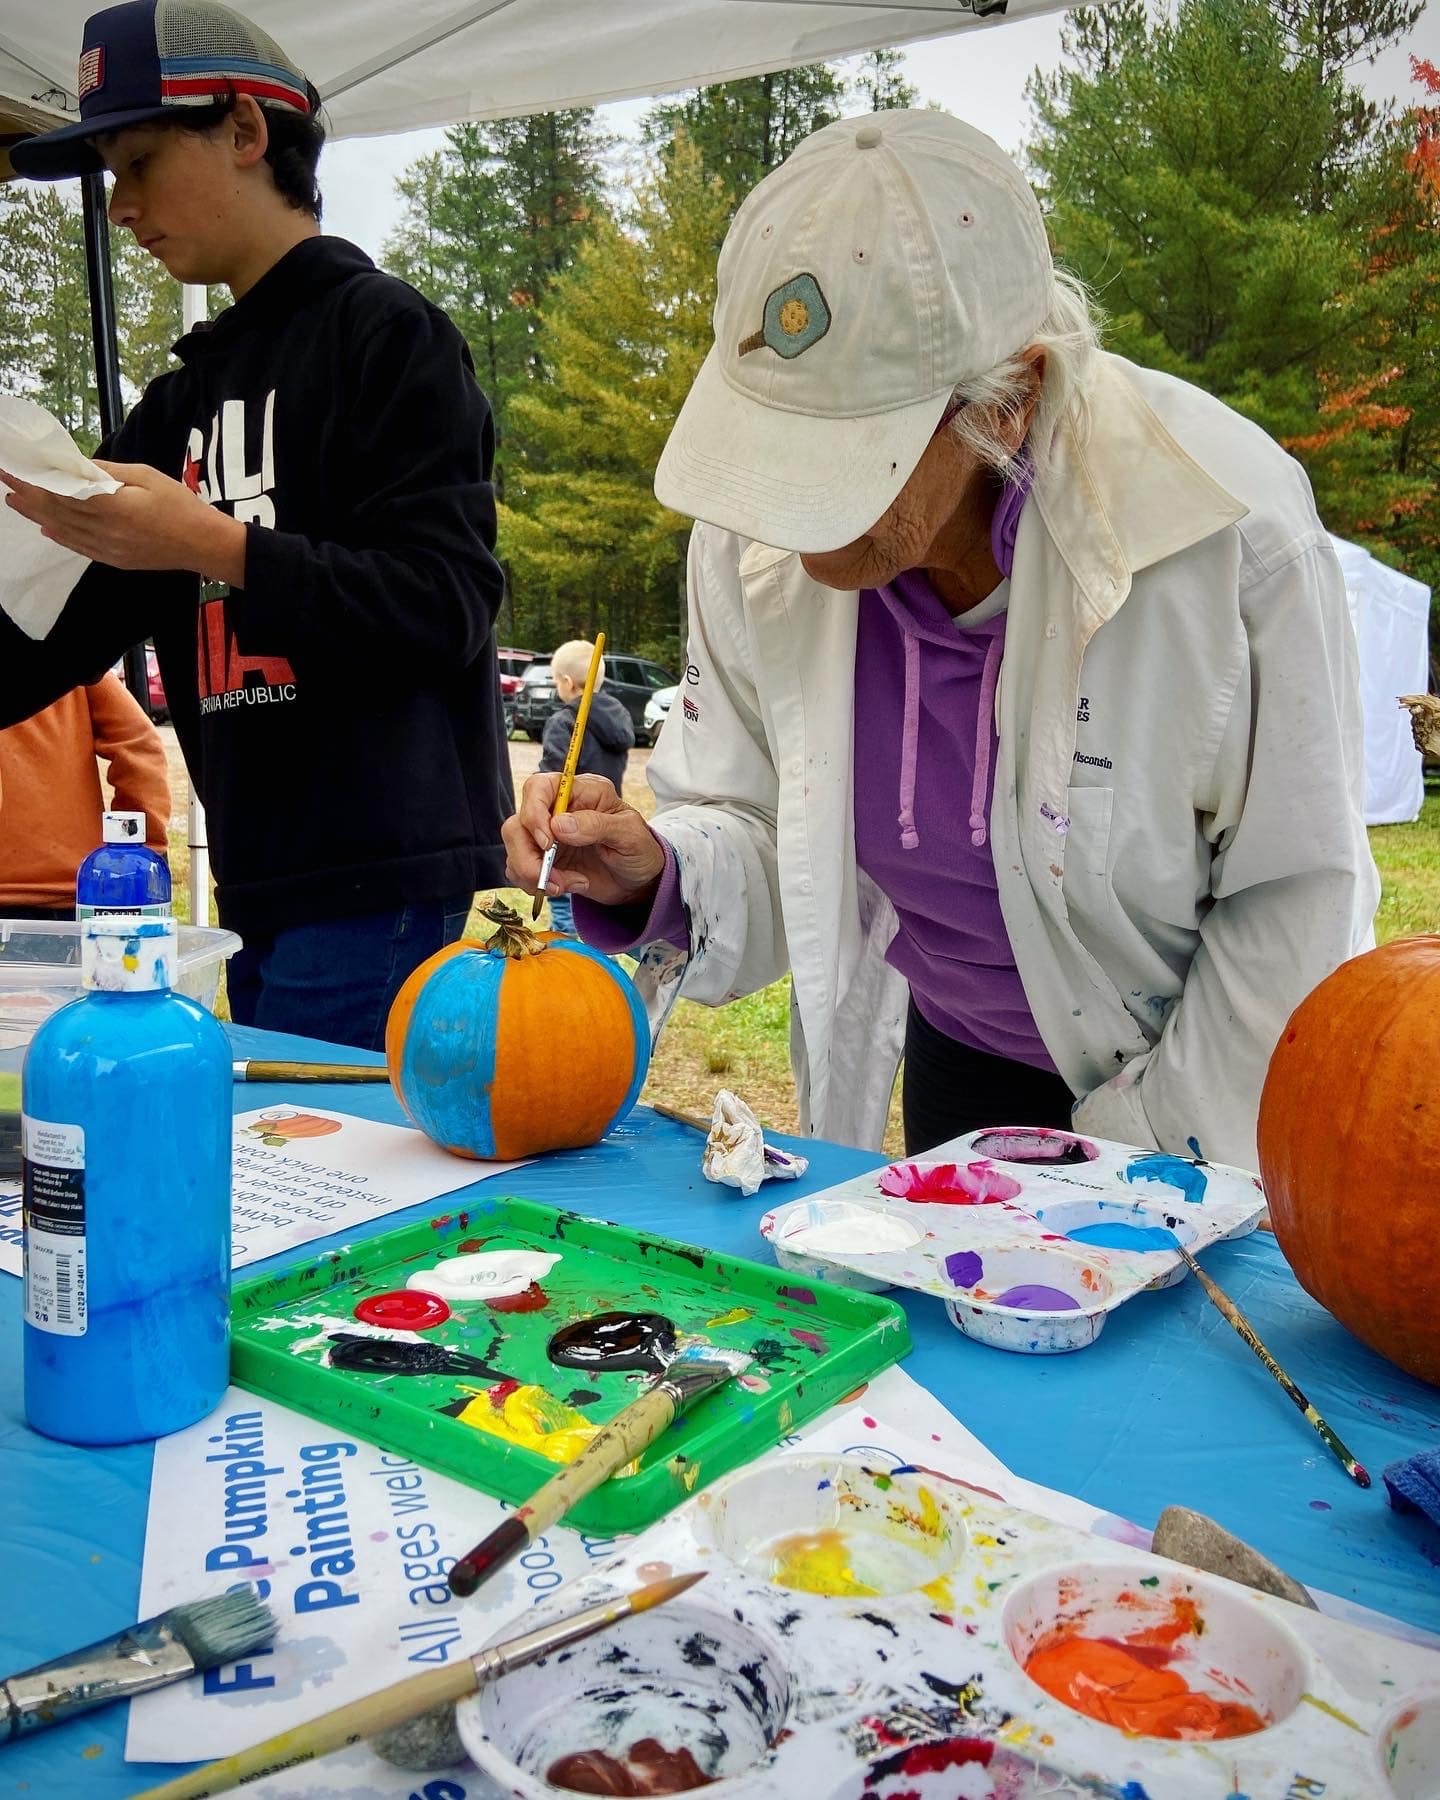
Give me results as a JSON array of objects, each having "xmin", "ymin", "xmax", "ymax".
[
  {"xmin": 326, "ymin": 1334, "xmax": 503, "ymax": 1379},
  {"xmin": 548, "ymin": 1312, "xmax": 678, "ymax": 1375}
]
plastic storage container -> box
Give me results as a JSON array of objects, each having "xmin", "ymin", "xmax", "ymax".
[
  {"xmin": 22, "ymin": 916, "xmax": 232, "ymax": 1444},
  {"xmin": 0, "ymin": 919, "xmax": 239, "ymax": 1175}
]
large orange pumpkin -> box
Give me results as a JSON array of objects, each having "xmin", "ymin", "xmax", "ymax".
[
  {"xmin": 385, "ymin": 902, "xmax": 650, "ymax": 1161},
  {"xmin": 1257, "ymin": 937, "xmax": 1440, "ymax": 1387}
]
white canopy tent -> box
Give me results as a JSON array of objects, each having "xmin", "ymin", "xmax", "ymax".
[
  {"xmin": 3, "ymin": 1, "xmax": 1080, "ymax": 142},
  {"xmin": 1330, "ymin": 535, "xmax": 1432, "ymax": 826}
]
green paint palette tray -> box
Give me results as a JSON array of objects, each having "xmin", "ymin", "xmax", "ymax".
[{"xmin": 230, "ymin": 1199, "xmax": 911, "ymax": 1533}]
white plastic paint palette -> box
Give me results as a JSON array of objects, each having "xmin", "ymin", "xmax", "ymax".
[
  {"xmin": 454, "ymin": 1452, "xmax": 1439, "ymax": 1799},
  {"xmin": 759, "ymin": 1127, "xmax": 1266, "ymax": 1353}
]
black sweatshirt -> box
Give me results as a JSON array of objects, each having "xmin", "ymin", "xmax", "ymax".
[
  {"xmin": 539, "ymin": 689, "xmax": 635, "ymax": 793},
  {"xmin": 0, "ymin": 237, "xmax": 513, "ymax": 935}
]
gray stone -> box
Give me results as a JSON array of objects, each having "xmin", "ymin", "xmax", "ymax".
[
  {"xmin": 1151, "ymin": 1505, "xmax": 1318, "ymax": 1609},
  {"xmin": 371, "ymin": 1700, "xmax": 468, "ymax": 1771}
]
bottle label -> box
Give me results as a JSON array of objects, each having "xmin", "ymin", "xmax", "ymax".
[
  {"xmin": 76, "ymin": 903, "xmax": 171, "ymax": 921},
  {"xmin": 22, "ymin": 1117, "xmax": 87, "ymax": 1337}
]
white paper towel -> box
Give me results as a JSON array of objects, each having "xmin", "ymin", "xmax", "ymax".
[{"xmin": 0, "ymin": 396, "xmax": 120, "ymax": 640}]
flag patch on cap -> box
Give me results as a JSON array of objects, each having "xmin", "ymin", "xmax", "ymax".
[
  {"xmin": 738, "ymin": 273, "xmax": 832, "ymax": 360},
  {"xmin": 78, "ymin": 45, "xmax": 106, "ymax": 98}
]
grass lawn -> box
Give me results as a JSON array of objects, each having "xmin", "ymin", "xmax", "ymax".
[{"xmin": 158, "ymin": 727, "xmax": 1440, "ymax": 1160}]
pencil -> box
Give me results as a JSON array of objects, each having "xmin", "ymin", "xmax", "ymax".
[
  {"xmin": 131, "ymin": 1571, "xmax": 704, "ymax": 1799},
  {"xmin": 533, "ymin": 631, "xmax": 607, "ymax": 919},
  {"xmin": 1178, "ymin": 1244, "xmax": 1370, "ymax": 1487}
]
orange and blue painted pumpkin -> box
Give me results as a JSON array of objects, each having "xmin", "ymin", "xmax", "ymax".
[{"xmin": 385, "ymin": 903, "xmax": 650, "ymax": 1161}]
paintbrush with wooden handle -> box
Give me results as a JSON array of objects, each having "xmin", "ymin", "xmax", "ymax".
[
  {"xmin": 1177, "ymin": 1244, "xmax": 1369, "ymax": 1486},
  {"xmin": 131, "ymin": 1572, "xmax": 704, "ymax": 1800},
  {"xmin": 449, "ymin": 1343, "xmax": 750, "ymax": 1597},
  {"xmin": 233, "ymin": 1059, "xmax": 391, "ymax": 1083}
]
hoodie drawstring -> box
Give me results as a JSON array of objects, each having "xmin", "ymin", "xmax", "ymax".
[
  {"xmin": 897, "ymin": 630, "xmax": 921, "ymax": 850},
  {"xmin": 970, "ymin": 633, "xmax": 1002, "ymax": 848}
]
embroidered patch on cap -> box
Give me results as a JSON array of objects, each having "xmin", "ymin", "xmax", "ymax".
[
  {"xmin": 738, "ymin": 273, "xmax": 832, "ymax": 360},
  {"xmin": 78, "ymin": 45, "xmax": 106, "ymax": 99}
]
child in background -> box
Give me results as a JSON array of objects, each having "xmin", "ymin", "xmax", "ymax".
[
  {"xmin": 539, "ymin": 640, "xmax": 634, "ymax": 934},
  {"xmin": 0, "ymin": 673, "xmax": 171, "ymax": 920}
]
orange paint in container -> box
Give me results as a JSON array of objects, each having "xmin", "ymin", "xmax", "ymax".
[{"xmin": 1023, "ymin": 1633, "xmax": 1268, "ymax": 1741}]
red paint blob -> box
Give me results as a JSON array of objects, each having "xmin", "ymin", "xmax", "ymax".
[
  {"xmin": 878, "ymin": 1159, "xmax": 1023, "ymax": 1205},
  {"xmin": 354, "ymin": 1289, "xmax": 451, "ymax": 1330},
  {"xmin": 897, "ymin": 1738, "xmax": 994, "ymax": 1776},
  {"xmin": 486, "ymin": 1282, "xmax": 549, "ymax": 1313}
]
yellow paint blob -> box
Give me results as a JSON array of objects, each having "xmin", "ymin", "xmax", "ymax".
[
  {"xmin": 705, "ymin": 1306, "xmax": 753, "ymax": 1328},
  {"xmin": 451, "ymin": 1383, "xmax": 597, "ymax": 1464},
  {"xmin": 921, "ymin": 1574, "xmax": 955, "ymax": 1610},
  {"xmin": 769, "ymin": 1528, "xmax": 880, "ymax": 1598}
]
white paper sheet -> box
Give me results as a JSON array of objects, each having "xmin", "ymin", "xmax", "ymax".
[
  {"xmin": 0, "ymin": 396, "xmax": 119, "ymax": 640},
  {"xmin": 0, "ymin": 1108, "xmax": 529, "ymax": 1278}
]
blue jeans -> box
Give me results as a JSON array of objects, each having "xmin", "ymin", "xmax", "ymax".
[
  {"xmin": 226, "ymin": 895, "xmax": 473, "ymax": 1052},
  {"xmin": 545, "ymin": 893, "xmax": 576, "ymax": 935}
]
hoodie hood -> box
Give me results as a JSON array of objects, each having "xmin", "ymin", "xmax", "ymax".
[{"xmin": 582, "ymin": 688, "xmax": 636, "ymax": 750}]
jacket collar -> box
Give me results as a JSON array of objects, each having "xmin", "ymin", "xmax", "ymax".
[{"xmin": 1031, "ymin": 353, "xmax": 1248, "ymax": 626}]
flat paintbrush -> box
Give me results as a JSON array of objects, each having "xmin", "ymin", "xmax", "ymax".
[
  {"xmin": 2, "ymin": 1590, "xmax": 277, "ymax": 1740},
  {"xmin": 450, "ymin": 1343, "xmax": 750, "ymax": 1597},
  {"xmin": 1178, "ymin": 1244, "xmax": 1370, "ymax": 1487},
  {"xmin": 131, "ymin": 1572, "xmax": 704, "ymax": 1800}
]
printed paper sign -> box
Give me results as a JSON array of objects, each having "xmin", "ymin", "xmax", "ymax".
[
  {"xmin": 0, "ymin": 1109, "xmax": 528, "ymax": 1278},
  {"xmin": 126, "ymin": 1367, "xmax": 976, "ymax": 1778}
]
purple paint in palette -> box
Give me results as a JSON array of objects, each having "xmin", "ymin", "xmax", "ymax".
[
  {"xmin": 992, "ymin": 1284, "xmax": 1081, "ymax": 1312},
  {"xmin": 945, "ymin": 1250, "xmax": 985, "ymax": 1288}
]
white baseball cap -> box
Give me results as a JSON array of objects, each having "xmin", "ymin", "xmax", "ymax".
[{"xmin": 655, "ymin": 109, "xmax": 1054, "ymax": 555}]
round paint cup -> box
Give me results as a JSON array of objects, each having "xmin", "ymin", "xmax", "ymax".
[
  {"xmin": 698, "ymin": 1453, "xmax": 968, "ymax": 1601},
  {"xmin": 1002, "ymin": 1561, "xmax": 1309, "ymax": 1742},
  {"xmin": 455, "ymin": 1594, "xmax": 789, "ymax": 1795},
  {"xmin": 964, "ymin": 1126, "xmax": 1101, "ymax": 1166},
  {"xmin": 1022, "ymin": 1196, "xmax": 1197, "ymax": 1291},
  {"xmin": 941, "ymin": 1245, "xmax": 1113, "ymax": 1353},
  {"xmin": 1377, "ymin": 1686, "xmax": 1440, "ymax": 1799},
  {"xmin": 762, "ymin": 1198, "xmax": 925, "ymax": 1293}
]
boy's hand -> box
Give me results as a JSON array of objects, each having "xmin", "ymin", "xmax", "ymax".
[
  {"xmin": 0, "ymin": 461, "xmax": 246, "ymax": 584},
  {"xmin": 503, "ymin": 773, "xmax": 666, "ymax": 908}
]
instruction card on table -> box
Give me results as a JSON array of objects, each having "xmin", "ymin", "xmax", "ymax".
[
  {"xmin": 0, "ymin": 1109, "xmax": 529, "ymax": 1278},
  {"xmin": 126, "ymin": 1367, "xmax": 985, "ymax": 1780}
]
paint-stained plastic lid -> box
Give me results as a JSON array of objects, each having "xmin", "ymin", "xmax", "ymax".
[
  {"xmin": 101, "ymin": 810, "xmax": 147, "ymax": 843},
  {"xmin": 81, "ymin": 914, "xmax": 178, "ymax": 993}
]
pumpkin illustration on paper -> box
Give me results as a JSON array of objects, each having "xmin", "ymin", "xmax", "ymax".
[
  {"xmin": 247, "ymin": 1108, "xmax": 344, "ymax": 1148},
  {"xmin": 386, "ymin": 901, "xmax": 650, "ymax": 1161}
]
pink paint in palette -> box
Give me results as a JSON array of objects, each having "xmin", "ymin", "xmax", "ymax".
[{"xmin": 759, "ymin": 1127, "xmax": 1266, "ymax": 1354}]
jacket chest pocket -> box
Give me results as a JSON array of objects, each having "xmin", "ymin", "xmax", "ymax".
[{"xmin": 1061, "ymin": 786, "xmax": 1118, "ymax": 943}]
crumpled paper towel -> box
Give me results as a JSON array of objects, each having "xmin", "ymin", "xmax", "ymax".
[
  {"xmin": 701, "ymin": 1089, "xmax": 809, "ymax": 1197},
  {"xmin": 0, "ymin": 395, "xmax": 119, "ymax": 640}
]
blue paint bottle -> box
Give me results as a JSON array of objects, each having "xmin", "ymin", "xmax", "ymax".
[
  {"xmin": 22, "ymin": 916, "xmax": 231, "ymax": 1444},
  {"xmin": 75, "ymin": 810, "xmax": 171, "ymax": 920}
]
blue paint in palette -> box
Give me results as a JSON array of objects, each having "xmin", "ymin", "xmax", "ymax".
[
  {"xmin": 1065, "ymin": 1221, "xmax": 1180, "ymax": 1253},
  {"xmin": 1121, "ymin": 1151, "xmax": 1208, "ymax": 1206}
]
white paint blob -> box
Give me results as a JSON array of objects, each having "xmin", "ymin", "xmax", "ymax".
[{"xmin": 405, "ymin": 1248, "xmax": 562, "ymax": 1301}]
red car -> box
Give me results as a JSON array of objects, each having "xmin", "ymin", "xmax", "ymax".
[{"xmin": 498, "ymin": 646, "xmax": 540, "ymax": 734}]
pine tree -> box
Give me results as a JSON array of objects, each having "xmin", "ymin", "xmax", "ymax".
[
  {"xmin": 847, "ymin": 46, "xmax": 919, "ymax": 113},
  {"xmin": 497, "ymin": 135, "xmax": 733, "ymax": 656},
  {"xmin": 641, "ymin": 65, "xmax": 847, "ymax": 198}
]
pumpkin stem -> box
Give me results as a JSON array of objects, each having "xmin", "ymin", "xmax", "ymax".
[{"xmin": 479, "ymin": 899, "xmax": 550, "ymax": 960}]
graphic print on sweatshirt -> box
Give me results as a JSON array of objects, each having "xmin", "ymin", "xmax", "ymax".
[{"xmin": 183, "ymin": 391, "xmax": 297, "ymax": 716}]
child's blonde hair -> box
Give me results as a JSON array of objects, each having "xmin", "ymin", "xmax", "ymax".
[{"xmin": 550, "ymin": 640, "xmax": 605, "ymax": 689}]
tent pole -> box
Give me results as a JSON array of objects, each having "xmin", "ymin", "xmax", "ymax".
[
  {"xmin": 80, "ymin": 168, "xmax": 151, "ymax": 715},
  {"xmin": 181, "ymin": 283, "xmax": 211, "ymax": 920}
]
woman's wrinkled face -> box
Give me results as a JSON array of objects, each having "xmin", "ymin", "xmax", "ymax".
[{"xmin": 799, "ymin": 425, "xmax": 984, "ymax": 593}]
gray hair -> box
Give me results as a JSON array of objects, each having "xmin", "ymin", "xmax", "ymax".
[{"xmin": 946, "ymin": 268, "xmax": 1103, "ymax": 479}]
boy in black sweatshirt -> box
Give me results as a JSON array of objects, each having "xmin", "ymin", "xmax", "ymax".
[{"xmin": 0, "ymin": 0, "xmax": 511, "ymax": 1049}]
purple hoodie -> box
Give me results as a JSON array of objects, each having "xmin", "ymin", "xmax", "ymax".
[{"xmin": 576, "ymin": 467, "xmax": 1052, "ymax": 1074}]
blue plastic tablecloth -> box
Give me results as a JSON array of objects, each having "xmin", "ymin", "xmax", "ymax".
[{"xmin": 3, "ymin": 1023, "xmax": 1438, "ymax": 1797}]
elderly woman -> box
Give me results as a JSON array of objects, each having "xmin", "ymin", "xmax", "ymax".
[{"xmin": 503, "ymin": 110, "xmax": 1377, "ymax": 1168}]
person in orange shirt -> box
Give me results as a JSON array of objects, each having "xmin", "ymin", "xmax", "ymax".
[{"xmin": 0, "ymin": 673, "xmax": 171, "ymax": 920}]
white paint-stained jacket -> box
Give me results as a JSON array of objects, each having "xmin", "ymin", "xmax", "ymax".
[{"xmin": 630, "ymin": 354, "xmax": 1379, "ymax": 1168}]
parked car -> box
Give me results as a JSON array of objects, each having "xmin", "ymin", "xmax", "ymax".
[
  {"xmin": 497, "ymin": 646, "xmax": 540, "ymax": 735},
  {"xmin": 510, "ymin": 653, "xmax": 677, "ymax": 741},
  {"xmin": 643, "ymin": 684, "xmax": 677, "ymax": 745},
  {"xmin": 110, "ymin": 647, "xmax": 168, "ymax": 722}
]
